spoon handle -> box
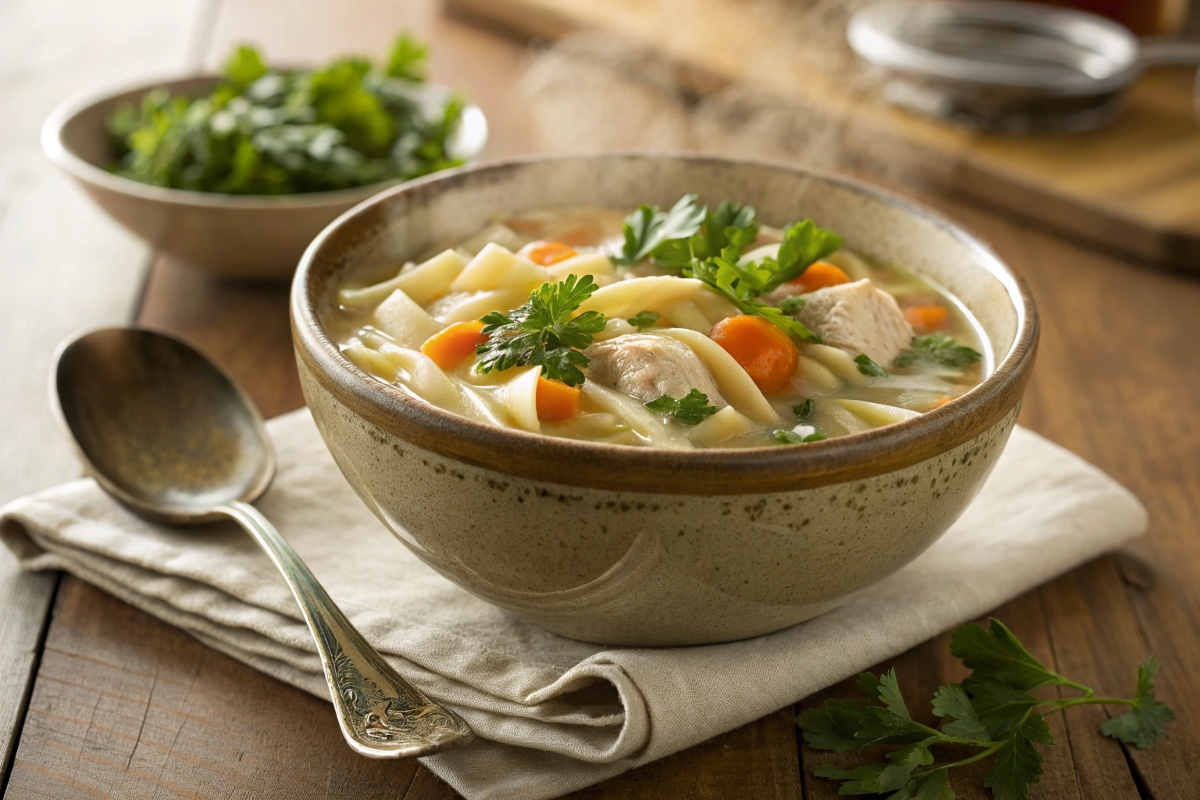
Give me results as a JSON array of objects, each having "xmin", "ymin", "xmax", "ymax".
[{"xmin": 217, "ymin": 500, "xmax": 474, "ymax": 758}]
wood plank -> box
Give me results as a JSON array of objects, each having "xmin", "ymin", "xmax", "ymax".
[
  {"xmin": 0, "ymin": 0, "xmax": 213, "ymax": 782},
  {"xmin": 444, "ymin": 0, "xmax": 1200, "ymax": 270}
]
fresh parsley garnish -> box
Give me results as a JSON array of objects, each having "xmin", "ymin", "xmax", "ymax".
[
  {"xmin": 895, "ymin": 333, "xmax": 983, "ymax": 369},
  {"xmin": 644, "ymin": 389, "xmax": 719, "ymax": 425},
  {"xmin": 474, "ymin": 275, "xmax": 606, "ymax": 387},
  {"xmin": 615, "ymin": 194, "xmax": 706, "ymax": 266},
  {"xmin": 799, "ymin": 618, "xmax": 1174, "ymax": 800},
  {"xmin": 771, "ymin": 428, "xmax": 826, "ymax": 444},
  {"xmin": 626, "ymin": 311, "xmax": 661, "ymax": 330},
  {"xmin": 651, "ymin": 200, "xmax": 761, "ymax": 272},
  {"xmin": 106, "ymin": 34, "xmax": 466, "ymax": 194},
  {"xmin": 855, "ymin": 354, "xmax": 888, "ymax": 377},
  {"xmin": 794, "ymin": 399, "xmax": 814, "ymax": 424},
  {"xmin": 776, "ymin": 296, "xmax": 806, "ymax": 315}
]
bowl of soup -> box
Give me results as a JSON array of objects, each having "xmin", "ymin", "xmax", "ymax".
[{"xmin": 291, "ymin": 154, "xmax": 1037, "ymax": 646}]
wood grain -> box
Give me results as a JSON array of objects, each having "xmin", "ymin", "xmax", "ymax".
[
  {"xmin": 444, "ymin": 0, "xmax": 1200, "ymax": 271},
  {"xmin": 0, "ymin": 0, "xmax": 214, "ymax": 782}
]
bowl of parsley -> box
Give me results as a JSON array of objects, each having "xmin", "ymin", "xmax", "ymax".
[{"xmin": 42, "ymin": 34, "xmax": 487, "ymax": 280}]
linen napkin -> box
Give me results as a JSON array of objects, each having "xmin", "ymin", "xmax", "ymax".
[{"xmin": 0, "ymin": 409, "xmax": 1146, "ymax": 800}]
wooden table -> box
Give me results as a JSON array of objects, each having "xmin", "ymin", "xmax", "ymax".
[{"xmin": 3, "ymin": 1, "xmax": 1200, "ymax": 798}]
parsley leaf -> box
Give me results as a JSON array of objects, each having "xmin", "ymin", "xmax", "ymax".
[
  {"xmin": 776, "ymin": 296, "xmax": 806, "ymax": 315},
  {"xmin": 644, "ymin": 389, "xmax": 719, "ymax": 425},
  {"xmin": 616, "ymin": 194, "xmax": 705, "ymax": 266},
  {"xmin": 962, "ymin": 676, "xmax": 1041, "ymax": 740},
  {"xmin": 796, "ymin": 699, "xmax": 874, "ymax": 753},
  {"xmin": 858, "ymin": 669, "xmax": 912, "ymax": 719},
  {"xmin": 895, "ymin": 333, "xmax": 983, "ymax": 369},
  {"xmin": 474, "ymin": 275, "xmax": 606, "ymax": 386},
  {"xmin": 1100, "ymin": 656, "xmax": 1175, "ymax": 748},
  {"xmin": 224, "ymin": 45, "xmax": 268, "ymax": 87},
  {"xmin": 932, "ymin": 683, "xmax": 991, "ymax": 741},
  {"xmin": 626, "ymin": 310, "xmax": 661, "ymax": 330},
  {"xmin": 794, "ymin": 398, "xmax": 814, "ymax": 423},
  {"xmin": 385, "ymin": 31, "xmax": 429, "ymax": 81},
  {"xmin": 984, "ymin": 714, "xmax": 1054, "ymax": 800},
  {"xmin": 684, "ymin": 251, "xmax": 824, "ymax": 343},
  {"xmin": 951, "ymin": 619, "xmax": 1061, "ymax": 691},
  {"xmin": 855, "ymin": 354, "xmax": 888, "ymax": 377}
]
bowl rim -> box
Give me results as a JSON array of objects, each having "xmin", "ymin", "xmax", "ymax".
[
  {"xmin": 291, "ymin": 152, "xmax": 1038, "ymax": 495},
  {"xmin": 41, "ymin": 71, "xmax": 489, "ymax": 210}
]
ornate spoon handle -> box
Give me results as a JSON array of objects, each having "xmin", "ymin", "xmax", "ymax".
[{"xmin": 218, "ymin": 500, "xmax": 474, "ymax": 758}]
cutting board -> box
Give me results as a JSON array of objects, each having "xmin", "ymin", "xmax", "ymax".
[{"xmin": 445, "ymin": 0, "xmax": 1200, "ymax": 271}]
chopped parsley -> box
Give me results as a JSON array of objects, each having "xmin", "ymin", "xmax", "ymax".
[
  {"xmin": 794, "ymin": 399, "xmax": 814, "ymax": 424},
  {"xmin": 854, "ymin": 354, "xmax": 888, "ymax": 378},
  {"xmin": 894, "ymin": 333, "xmax": 983, "ymax": 369},
  {"xmin": 776, "ymin": 296, "xmax": 806, "ymax": 315},
  {"xmin": 626, "ymin": 310, "xmax": 661, "ymax": 330},
  {"xmin": 474, "ymin": 275, "xmax": 606, "ymax": 387},
  {"xmin": 799, "ymin": 618, "xmax": 1173, "ymax": 800},
  {"xmin": 644, "ymin": 390, "xmax": 719, "ymax": 425},
  {"xmin": 615, "ymin": 194, "xmax": 706, "ymax": 266},
  {"xmin": 771, "ymin": 428, "xmax": 827, "ymax": 444}
]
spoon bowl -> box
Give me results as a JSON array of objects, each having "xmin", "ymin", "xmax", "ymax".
[
  {"xmin": 53, "ymin": 327, "xmax": 274, "ymax": 522},
  {"xmin": 51, "ymin": 327, "xmax": 474, "ymax": 758}
]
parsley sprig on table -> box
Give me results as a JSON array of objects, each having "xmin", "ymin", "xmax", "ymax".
[
  {"xmin": 475, "ymin": 275, "xmax": 606, "ymax": 387},
  {"xmin": 799, "ymin": 619, "xmax": 1173, "ymax": 800},
  {"xmin": 895, "ymin": 333, "xmax": 983, "ymax": 369},
  {"xmin": 107, "ymin": 33, "xmax": 466, "ymax": 194},
  {"xmin": 644, "ymin": 389, "xmax": 719, "ymax": 425}
]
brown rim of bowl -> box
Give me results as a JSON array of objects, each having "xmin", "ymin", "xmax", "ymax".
[
  {"xmin": 292, "ymin": 153, "xmax": 1038, "ymax": 496},
  {"xmin": 41, "ymin": 72, "xmax": 488, "ymax": 210}
]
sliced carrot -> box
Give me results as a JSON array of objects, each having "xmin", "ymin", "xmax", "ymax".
[
  {"xmin": 905, "ymin": 305, "xmax": 949, "ymax": 333},
  {"xmin": 518, "ymin": 240, "xmax": 578, "ymax": 266},
  {"xmin": 932, "ymin": 396, "xmax": 955, "ymax": 409},
  {"xmin": 420, "ymin": 320, "xmax": 489, "ymax": 369},
  {"xmin": 536, "ymin": 376, "xmax": 581, "ymax": 422},
  {"xmin": 790, "ymin": 262, "xmax": 851, "ymax": 293},
  {"xmin": 709, "ymin": 315, "xmax": 799, "ymax": 394}
]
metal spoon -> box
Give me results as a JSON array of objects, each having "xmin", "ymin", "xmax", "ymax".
[{"xmin": 51, "ymin": 326, "xmax": 473, "ymax": 758}]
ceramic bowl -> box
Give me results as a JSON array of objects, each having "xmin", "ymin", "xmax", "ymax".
[
  {"xmin": 291, "ymin": 154, "xmax": 1038, "ymax": 646},
  {"xmin": 42, "ymin": 74, "xmax": 487, "ymax": 280}
]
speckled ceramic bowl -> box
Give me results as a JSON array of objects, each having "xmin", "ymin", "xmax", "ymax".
[
  {"xmin": 42, "ymin": 74, "xmax": 487, "ymax": 280},
  {"xmin": 291, "ymin": 154, "xmax": 1038, "ymax": 646}
]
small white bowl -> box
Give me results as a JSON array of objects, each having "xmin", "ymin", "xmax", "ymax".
[{"xmin": 42, "ymin": 74, "xmax": 487, "ymax": 280}]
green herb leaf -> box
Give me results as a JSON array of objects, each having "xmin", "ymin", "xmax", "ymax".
[
  {"xmin": 1100, "ymin": 656, "xmax": 1175, "ymax": 748},
  {"xmin": 796, "ymin": 700, "xmax": 874, "ymax": 753},
  {"xmin": 858, "ymin": 670, "xmax": 912, "ymax": 720},
  {"xmin": 895, "ymin": 333, "xmax": 983, "ymax": 369},
  {"xmin": 804, "ymin": 431, "xmax": 829, "ymax": 442},
  {"xmin": 474, "ymin": 275, "xmax": 606, "ymax": 386},
  {"xmin": 932, "ymin": 683, "xmax": 991, "ymax": 741},
  {"xmin": 961, "ymin": 676, "xmax": 1040, "ymax": 740},
  {"xmin": 855, "ymin": 354, "xmax": 888, "ymax": 378},
  {"xmin": 223, "ymin": 45, "xmax": 268, "ymax": 87},
  {"xmin": 951, "ymin": 619, "xmax": 1060, "ymax": 691},
  {"xmin": 794, "ymin": 399, "xmax": 814, "ymax": 423},
  {"xmin": 771, "ymin": 219, "xmax": 844, "ymax": 290},
  {"xmin": 644, "ymin": 389, "xmax": 719, "ymax": 425},
  {"xmin": 812, "ymin": 762, "xmax": 892, "ymax": 795},
  {"xmin": 616, "ymin": 194, "xmax": 705, "ymax": 266},
  {"xmin": 984, "ymin": 714, "xmax": 1054, "ymax": 800},
  {"xmin": 776, "ymin": 296, "xmax": 806, "ymax": 315},
  {"xmin": 772, "ymin": 428, "xmax": 826, "ymax": 445},
  {"xmin": 890, "ymin": 769, "xmax": 956, "ymax": 800},
  {"xmin": 385, "ymin": 31, "xmax": 429, "ymax": 81},
  {"xmin": 626, "ymin": 311, "xmax": 661, "ymax": 330},
  {"xmin": 684, "ymin": 254, "xmax": 823, "ymax": 343}
]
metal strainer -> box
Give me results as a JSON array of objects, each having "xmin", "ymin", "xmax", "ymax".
[{"xmin": 848, "ymin": 0, "xmax": 1200, "ymax": 131}]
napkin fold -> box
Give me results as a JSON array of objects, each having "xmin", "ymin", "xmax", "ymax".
[{"xmin": 0, "ymin": 409, "xmax": 1146, "ymax": 800}]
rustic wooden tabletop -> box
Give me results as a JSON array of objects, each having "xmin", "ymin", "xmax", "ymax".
[{"xmin": 2, "ymin": 1, "xmax": 1199, "ymax": 798}]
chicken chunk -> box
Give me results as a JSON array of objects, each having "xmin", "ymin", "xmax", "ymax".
[
  {"xmin": 793, "ymin": 279, "xmax": 914, "ymax": 366},
  {"xmin": 584, "ymin": 333, "xmax": 727, "ymax": 406}
]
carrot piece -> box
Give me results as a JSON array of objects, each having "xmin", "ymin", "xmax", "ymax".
[
  {"xmin": 536, "ymin": 376, "xmax": 581, "ymax": 422},
  {"xmin": 518, "ymin": 240, "xmax": 578, "ymax": 266},
  {"xmin": 709, "ymin": 315, "xmax": 799, "ymax": 394},
  {"xmin": 790, "ymin": 262, "xmax": 851, "ymax": 293},
  {"xmin": 905, "ymin": 305, "xmax": 949, "ymax": 333},
  {"xmin": 420, "ymin": 320, "xmax": 489, "ymax": 369},
  {"xmin": 932, "ymin": 396, "xmax": 955, "ymax": 408}
]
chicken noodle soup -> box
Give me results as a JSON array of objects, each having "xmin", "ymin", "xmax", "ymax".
[{"xmin": 326, "ymin": 197, "xmax": 988, "ymax": 448}]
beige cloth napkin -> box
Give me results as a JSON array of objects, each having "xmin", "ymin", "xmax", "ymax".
[{"xmin": 0, "ymin": 409, "xmax": 1146, "ymax": 800}]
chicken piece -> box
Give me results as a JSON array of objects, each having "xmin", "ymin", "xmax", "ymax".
[
  {"xmin": 584, "ymin": 333, "xmax": 727, "ymax": 407},
  {"xmin": 793, "ymin": 279, "xmax": 914, "ymax": 366}
]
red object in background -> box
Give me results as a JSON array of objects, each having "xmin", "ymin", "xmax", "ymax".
[{"xmin": 1020, "ymin": 0, "xmax": 1188, "ymax": 35}]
